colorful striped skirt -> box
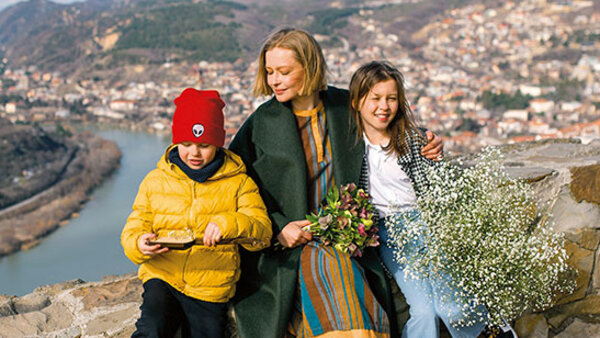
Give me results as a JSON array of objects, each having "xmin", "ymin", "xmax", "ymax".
[{"xmin": 287, "ymin": 242, "xmax": 390, "ymax": 338}]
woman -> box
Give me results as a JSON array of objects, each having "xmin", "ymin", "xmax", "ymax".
[{"xmin": 230, "ymin": 28, "xmax": 443, "ymax": 338}]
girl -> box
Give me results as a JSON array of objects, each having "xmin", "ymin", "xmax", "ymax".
[
  {"xmin": 349, "ymin": 61, "xmax": 486, "ymax": 338},
  {"xmin": 230, "ymin": 29, "xmax": 444, "ymax": 338}
]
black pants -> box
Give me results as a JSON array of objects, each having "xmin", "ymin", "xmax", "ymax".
[{"xmin": 132, "ymin": 279, "xmax": 227, "ymax": 338}]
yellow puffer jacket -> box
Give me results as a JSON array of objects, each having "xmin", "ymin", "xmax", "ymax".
[{"xmin": 121, "ymin": 146, "xmax": 272, "ymax": 303}]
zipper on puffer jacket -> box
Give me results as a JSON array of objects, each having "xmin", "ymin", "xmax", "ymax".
[{"xmin": 181, "ymin": 181, "xmax": 195, "ymax": 285}]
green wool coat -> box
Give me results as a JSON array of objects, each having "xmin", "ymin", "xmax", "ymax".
[{"xmin": 229, "ymin": 86, "xmax": 398, "ymax": 338}]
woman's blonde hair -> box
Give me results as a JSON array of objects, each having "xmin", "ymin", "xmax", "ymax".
[
  {"xmin": 253, "ymin": 28, "xmax": 328, "ymax": 97},
  {"xmin": 349, "ymin": 61, "xmax": 421, "ymax": 156}
]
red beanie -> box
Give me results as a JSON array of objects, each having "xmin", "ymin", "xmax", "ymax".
[{"xmin": 172, "ymin": 88, "xmax": 226, "ymax": 147}]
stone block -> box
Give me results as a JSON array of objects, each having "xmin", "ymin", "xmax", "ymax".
[
  {"xmin": 547, "ymin": 295, "xmax": 600, "ymax": 328},
  {"xmin": 40, "ymin": 302, "xmax": 74, "ymax": 332},
  {"xmin": 0, "ymin": 296, "xmax": 15, "ymax": 317},
  {"xmin": 0, "ymin": 311, "xmax": 47, "ymax": 336},
  {"xmin": 49, "ymin": 326, "xmax": 82, "ymax": 338},
  {"xmin": 578, "ymin": 229, "xmax": 600, "ymax": 251},
  {"xmin": 514, "ymin": 313, "xmax": 548, "ymax": 338},
  {"xmin": 83, "ymin": 303, "xmax": 139, "ymax": 336},
  {"xmin": 555, "ymin": 239, "xmax": 594, "ymax": 305},
  {"xmin": 551, "ymin": 187, "xmax": 600, "ymax": 235},
  {"xmin": 109, "ymin": 324, "xmax": 136, "ymax": 338},
  {"xmin": 12, "ymin": 293, "xmax": 50, "ymax": 314},
  {"xmin": 555, "ymin": 318, "xmax": 600, "ymax": 338},
  {"xmin": 71, "ymin": 277, "xmax": 142, "ymax": 311},
  {"xmin": 570, "ymin": 164, "xmax": 600, "ymax": 206},
  {"xmin": 505, "ymin": 167, "xmax": 555, "ymax": 182}
]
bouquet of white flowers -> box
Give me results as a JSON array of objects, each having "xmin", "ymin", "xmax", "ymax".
[{"xmin": 386, "ymin": 147, "xmax": 575, "ymax": 328}]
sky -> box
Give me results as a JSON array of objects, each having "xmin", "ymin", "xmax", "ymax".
[{"xmin": 0, "ymin": 0, "xmax": 82, "ymax": 11}]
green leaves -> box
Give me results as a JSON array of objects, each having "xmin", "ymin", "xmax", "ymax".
[{"xmin": 305, "ymin": 183, "xmax": 379, "ymax": 257}]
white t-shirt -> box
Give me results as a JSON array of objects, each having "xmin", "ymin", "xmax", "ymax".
[{"xmin": 364, "ymin": 134, "xmax": 417, "ymax": 218}]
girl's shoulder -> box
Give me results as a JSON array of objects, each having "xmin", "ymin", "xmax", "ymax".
[
  {"xmin": 400, "ymin": 127, "xmax": 437, "ymax": 166},
  {"xmin": 405, "ymin": 127, "xmax": 427, "ymax": 148}
]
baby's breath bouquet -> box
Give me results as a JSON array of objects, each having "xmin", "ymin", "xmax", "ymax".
[
  {"xmin": 387, "ymin": 147, "xmax": 575, "ymax": 328},
  {"xmin": 306, "ymin": 183, "xmax": 380, "ymax": 257}
]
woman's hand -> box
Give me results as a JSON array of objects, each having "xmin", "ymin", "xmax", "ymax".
[
  {"xmin": 138, "ymin": 233, "xmax": 169, "ymax": 257},
  {"xmin": 277, "ymin": 220, "xmax": 312, "ymax": 248},
  {"xmin": 203, "ymin": 222, "xmax": 222, "ymax": 247},
  {"xmin": 421, "ymin": 130, "xmax": 444, "ymax": 161}
]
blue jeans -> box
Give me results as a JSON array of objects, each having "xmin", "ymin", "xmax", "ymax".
[{"xmin": 378, "ymin": 210, "xmax": 486, "ymax": 338}]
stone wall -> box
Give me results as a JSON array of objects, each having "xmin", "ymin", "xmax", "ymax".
[
  {"xmin": 502, "ymin": 140, "xmax": 600, "ymax": 337},
  {"xmin": 0, "ymin": 139, "xmax": 598, "ymax": 337}
]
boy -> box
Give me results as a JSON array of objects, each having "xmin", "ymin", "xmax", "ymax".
[{"xmin": 121, "ymin": 88, "xmax": 272, "ymax": 338}]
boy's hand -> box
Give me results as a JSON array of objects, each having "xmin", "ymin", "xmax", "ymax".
[
  {"xmin": 138, "ymin": 233, "xmax": 169, "ymax": 256},
  {"xmin": 277, "ymin": 220, "xmax": 312, "ymax": 248},
  {"xmin": 421, "ymin": 130, "xmax": 444, "ymax": 161},
  {"xmin": 203, "ymin": 222, "xmax": 222, "ymax": 247}
]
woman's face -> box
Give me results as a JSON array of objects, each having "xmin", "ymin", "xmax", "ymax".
[
  {"xmin": 358, "ymin": 79, "xmax": 399, "ymax": 138},
  {"xmin": 265, "ymin": 47, "xmax": 305, "ymax": 103}
]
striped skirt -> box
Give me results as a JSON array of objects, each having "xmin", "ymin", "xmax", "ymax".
[{"xmin": 287, "ymin": 242, "xmax": 390, "ymax": 338}]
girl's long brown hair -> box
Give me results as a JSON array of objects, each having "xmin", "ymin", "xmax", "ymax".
[{"xmin": 349, "ymin": 61, "xmax": 421, "ymax": 157}]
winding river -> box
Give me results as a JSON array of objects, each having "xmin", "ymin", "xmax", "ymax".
[{"xmin": 0, "ymin": 130, "xmax": 171, "ymax": 296}]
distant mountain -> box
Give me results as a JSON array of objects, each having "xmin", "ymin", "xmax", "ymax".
[
  {"xmin": 0, "ymin": 0, "xmax": 478, "ymax": 76},
  {"xmin": 0, "ymin": 0, "xmax": 249, "ymax": 73}
]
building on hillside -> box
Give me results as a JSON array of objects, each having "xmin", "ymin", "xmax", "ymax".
[
  {"xmin": 498, "ymin": 118, "xmax": 525, "ymax": 135},
  {"xmin": 109, "ymin": 100, "xmax": 137, "ymax": 112},
  {"xmin": 503, "ymin": 109, "xmax": 529, "ymax": 121},
  {"xmin": 560, "ymin": 101, "xmax": 582, "ymax": 112},
  {"xmin": 558, "ymin": 119, "xmax": 600, "ymax": 143},
  {"xmin": 519, "ymin": 84, "xmax": 542, "ymax": 97},
  {"xmin": 5, "ymin": 102, "xmax": 17, "ymax": 114},
  {"xmin": 530, "ymin": 98, "xmax": 555, "ymax": 114},
  {"xmin": 509, "ymin": 135, "xmax": 535, "ymax": 144},
  {"xmin": 92, "ymin": 107, "xmax": 124, "ymax": 119}
]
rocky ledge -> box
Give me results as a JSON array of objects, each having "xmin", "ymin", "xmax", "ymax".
[
  {"xmin": 0, "ymin": 275, "xmax": 140, "ymax": 337},
  {"xmin": 0, "ymin": 139, "xmax": 599, "ymax": 337}
]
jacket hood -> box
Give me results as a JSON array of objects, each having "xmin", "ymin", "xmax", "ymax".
[{"xmin": 158, "ymin": 144, "xmax": 246, "ymax": 181}]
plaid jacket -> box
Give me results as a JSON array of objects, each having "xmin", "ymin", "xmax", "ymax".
[{"xmin": 359, "ymin": 129, "xmax": 438, "ymax": 200}]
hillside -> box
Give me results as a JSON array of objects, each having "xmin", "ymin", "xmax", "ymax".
[
  {"xmin": 0, "ymin": 118, "xmax": 72, "ymax": 209},
  {"xmin": 0, "ymin": 118, "xmax": 122, "ymax": 256},
  {"xmin": 0, "ymin": 0, "xmax": 483, "ymax": 77}
]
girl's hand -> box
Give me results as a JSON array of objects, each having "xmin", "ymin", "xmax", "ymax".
[
  {"xmin": 421, "ymin": 130, "xmax": 444, "ymax": 161},
  {"xmin": 203, "ymin": 222, "xmax": 222, "ymax": 247},
  {"xmin": 138, "ymin": 233, "xmax": 169, "ymax": 256},
  {"xmin": 277, "ymin": 220, "xmax": 312, "ymax": 248}
]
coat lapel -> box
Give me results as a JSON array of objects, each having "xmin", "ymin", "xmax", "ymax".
[{"xmin": 251, "ymin": 99, "xmax": 309, "ymax": 221}]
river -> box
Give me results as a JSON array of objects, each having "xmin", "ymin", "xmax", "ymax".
[{"xmin": 0, "ymin": 130, "xmax": 171, "ymax": 296}]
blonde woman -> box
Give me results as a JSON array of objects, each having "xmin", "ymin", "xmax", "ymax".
[{"xmin": 230, "ymin": 28, "xmax": 444, "ymax": 338}]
